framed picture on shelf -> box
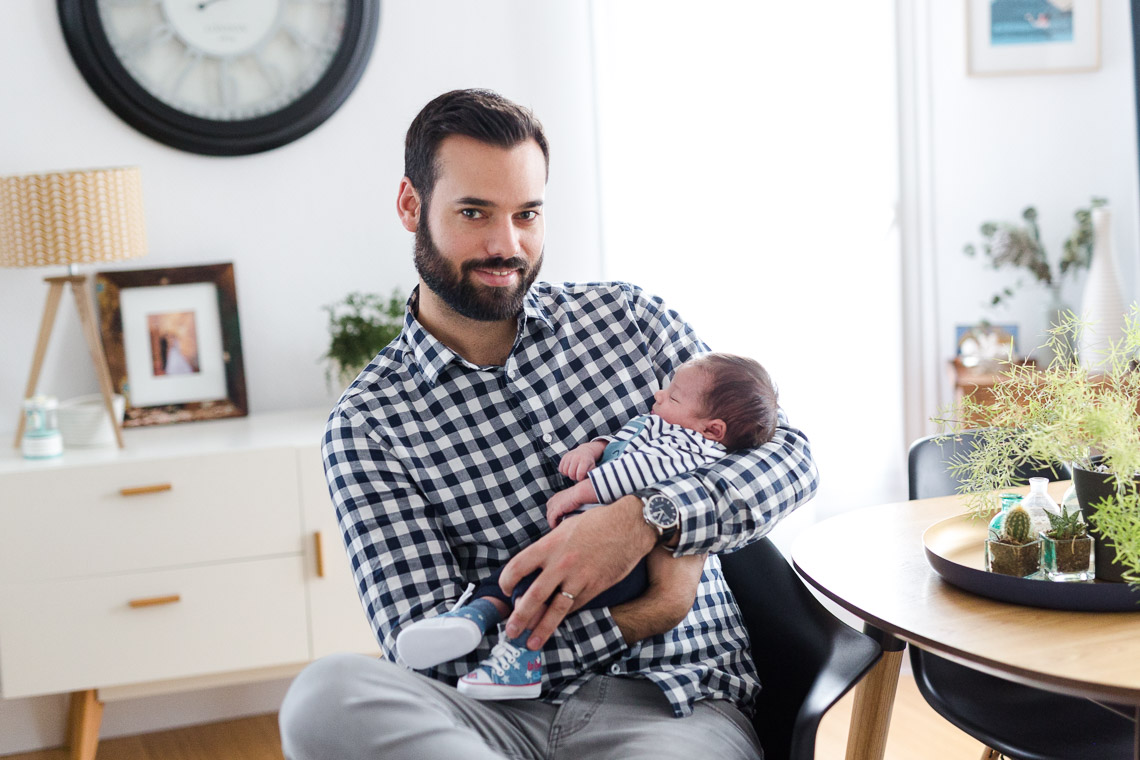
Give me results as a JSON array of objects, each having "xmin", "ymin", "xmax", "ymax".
[
  {"xmin": 96, "ymin": 263, "xmax": 247, "ymax": 427},
  {"xmin": 956, "ymin": 323, "xmax": 1019, "ymax": 367},
  {"xmin": 967, "ymin": 0, "xmax": 1100, "ymax": 76}
]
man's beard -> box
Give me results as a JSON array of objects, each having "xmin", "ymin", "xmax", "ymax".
[{"xmin": 414, "ymin": 219, "xmax": 542, "ymax": 322}]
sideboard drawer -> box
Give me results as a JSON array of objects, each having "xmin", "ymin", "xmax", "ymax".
[
  {"xmin": 0, "ymin": 555, "xmax": 310, "ymax": 699},
  {"xmin": 0, "ymin": 448, "xmax": 300, "ymax": 579}
]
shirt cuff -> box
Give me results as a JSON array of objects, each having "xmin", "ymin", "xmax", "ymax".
[{"xmin": 565, "ymin": 607, "xmax": 629, "ymax": 670}]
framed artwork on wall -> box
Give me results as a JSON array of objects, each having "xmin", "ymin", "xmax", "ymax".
[
  {"xmin": 967, "ymin": 0, "xmax": 1100, "ymax": 76},
  {"xmin": 96, "ymin": 263, "xmax": 248, "ymax": 427}
]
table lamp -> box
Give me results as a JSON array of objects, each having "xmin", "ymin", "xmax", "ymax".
[{"xmin": 1, "ymin": 167, "xmax": 148, "ymax": 449}]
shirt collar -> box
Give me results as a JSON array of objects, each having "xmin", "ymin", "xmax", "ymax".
[{"xmin": 402, "ymin": 284, "xmax": 555, "ymax": 386}]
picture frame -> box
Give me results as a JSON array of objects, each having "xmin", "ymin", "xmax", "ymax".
[
  {"xmin": 96, "ymin": 263, "xmax": 248, "ymax": 427},
  {"xmin": 967, "ymin": 0, "xmax": 1100, "ymax": 76},
  {"xmin": 956, "ymin": 323, "xmax": 1019, "ymax": 367}
]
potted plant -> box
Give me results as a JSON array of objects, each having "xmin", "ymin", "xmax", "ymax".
[
  {"xmin": 964, "ymin": 198, "xmax": 1104, "ymax": 363},
  {"xmin": 323, "ymin": 290, "xmax": 405, "ymax": 390},
  {"xmin": 941, "ymin": 307, "xmax": 1140, "ymax": 586},
  {"xmin": 1040, "ymin": 503, "xmax": 1094, "ymax": 581},
  {"xmin": 985, "ymin": 504, "xmax": 1041, "ymax": 578}
]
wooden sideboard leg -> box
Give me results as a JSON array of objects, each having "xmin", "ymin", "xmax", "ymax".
[
  {"xmin": 67, "ymin": 690, "xmax": 103, "ymax": 760},
  {"xmin": 845, "ymin": 646, "xmax": 905, "ymax": 760}
]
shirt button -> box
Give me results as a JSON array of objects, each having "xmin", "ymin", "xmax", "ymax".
[
  {"xmin": 543, "ymin": 433, "xmax": 553, "ymax": 443},
  {"xmin": 610, "ymin": 664, "xmax": 622, "ymax": 674}
]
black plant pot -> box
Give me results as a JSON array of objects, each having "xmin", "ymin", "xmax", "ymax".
[{"xmin": 1071, "ymin": 464, "xmax": 1140, "ymax": 583}]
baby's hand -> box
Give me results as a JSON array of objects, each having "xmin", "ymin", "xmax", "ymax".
[
  {"xmin": 546, "ymin": 480, "xmax": 595, "ymax": 528},
  {"xmin": 558, "ymin": 440, "xmax": 607, "ymax": 481}
]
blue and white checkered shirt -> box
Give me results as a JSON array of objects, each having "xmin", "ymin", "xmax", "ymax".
[{"xmin": 323, "ymin": 281, "xmax": 818, "ymax": 717}]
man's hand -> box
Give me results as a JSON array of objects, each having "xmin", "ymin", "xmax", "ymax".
[
  {"xmin": 545, "ymin": 479, "xmax": 598, "ymax": 528},
  {"xmin": 558, "ymin": 440, "xmax": 608, "ymax": 481},
  {"xmin": 500, "ymin": 494, "xmax": 656, "ymax": 649},
  {"xmin": 611, "ymin": 548, "xmax": 706, "ymax": 643}
]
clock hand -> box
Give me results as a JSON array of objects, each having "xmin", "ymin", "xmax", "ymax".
[{"xmin": 197, "ymin": 0, "xmax": 227, "ymax": 9}]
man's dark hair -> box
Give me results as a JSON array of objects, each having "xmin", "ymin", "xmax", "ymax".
[
  {"xmin": 690, "ymin": 353, "xmax": 779, "ymax": 452},
  {"xmin": 404, "ymin": 89, "xmax": 549, "ymax": 206}
]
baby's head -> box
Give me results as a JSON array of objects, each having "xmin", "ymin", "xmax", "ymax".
[{"xmin": 651, "ymin": 353, "xmax": 779, "ymax": 452}]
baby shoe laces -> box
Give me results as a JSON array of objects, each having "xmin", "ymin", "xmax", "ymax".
[{"xmin": 485, "ymin": 639, "xmax": 522, "ymax": 678}]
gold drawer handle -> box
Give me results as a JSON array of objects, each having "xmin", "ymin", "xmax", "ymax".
[
  {"xmin": 314, "ymin": 531, "xmax": 326, "ymax": 579},
  {"xmin": 128, "ymin": 594, "xmax": 181, "ymax": 609},
  {"xmin": 120, "ymin": 483, "xmax": 173, "ymax": 497}
]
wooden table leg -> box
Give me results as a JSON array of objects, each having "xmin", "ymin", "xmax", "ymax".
[
  {"xmin": 845, "ymin": 636, "xmax": 905, "ymax": 760},
  {"xmin": 67, "ymin": 690, "xmax": 103, "ymax": 760}
]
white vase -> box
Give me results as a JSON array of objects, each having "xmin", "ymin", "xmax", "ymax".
[{"xmin": 1077, "ymin": 207, "xmax": 1127, "ymax": 371}]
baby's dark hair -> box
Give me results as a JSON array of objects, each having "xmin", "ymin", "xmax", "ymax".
[{"xmin": 688, "ymin": 353, "xmax": 779, "ymax": 451}]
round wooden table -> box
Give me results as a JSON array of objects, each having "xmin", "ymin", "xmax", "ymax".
[{"xmin": 792, "ymin": 484, "xmax": 1140, "ymax": 760}]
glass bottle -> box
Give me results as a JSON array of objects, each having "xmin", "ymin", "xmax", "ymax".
[
  {"xmin": 1022, "ymin": 477, "xmax": 1061, "ymax": 572},
  {"xmin": 1021, "ymin": 477, "xmax": 1059, "ymax": 538}
]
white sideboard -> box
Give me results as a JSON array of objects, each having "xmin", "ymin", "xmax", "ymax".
[{"xmin": 0, "ymin": 408, "xmax": 377, "ymax": 759}]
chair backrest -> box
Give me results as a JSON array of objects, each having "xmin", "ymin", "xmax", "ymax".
[
  {"xmin": 907, "ymin": 431, "xmax": 1071, "ymax": 501},
  {"xmin": 719, "ymin": 536, "xmax": 879, "ymax": 760}
]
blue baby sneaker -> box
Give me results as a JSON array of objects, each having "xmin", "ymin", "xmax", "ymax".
[
  {"xmin": 397, "ymin": 598, "xmax": 499, "ymax": 670},
  {"xmin": 456, "ymin": 636, "xmax": 543, "ymax": 700}
]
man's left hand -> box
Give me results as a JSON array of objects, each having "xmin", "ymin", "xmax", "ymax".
[{"xmin": 499, "ymin": 494, "xmax": 656, "ymax": 649}]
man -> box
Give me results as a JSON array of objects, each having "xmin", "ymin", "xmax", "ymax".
[{"xmin": 280, "ymin": 89, "xmax": 818, "ymax": 759}]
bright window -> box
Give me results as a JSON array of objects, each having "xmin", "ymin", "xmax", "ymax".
[{"xmin": 591, "ymin": 1, "xmax": 905, "ymax": 532}]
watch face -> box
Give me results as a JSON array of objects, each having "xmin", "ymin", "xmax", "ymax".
[
  {"xmin": 59, "ymin": 0, "xmax": 380, "ymax": 155},
  {"xmin": 645, "ymin": 495, "xmax": 679, "ymax": 528}
]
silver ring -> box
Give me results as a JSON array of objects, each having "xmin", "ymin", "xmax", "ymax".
[{"xmin": 560, "ymin": 590, "xmax": 575, "ymax": 602}]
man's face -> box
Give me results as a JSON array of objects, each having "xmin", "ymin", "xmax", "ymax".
[{"xmin": 413, "ymin": 135, "xmax": 546, "ymax": 322}]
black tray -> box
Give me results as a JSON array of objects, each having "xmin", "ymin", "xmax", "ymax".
[{"xmin": 923, "ymin": 514, "xmax": 1140, "ymax": 612}]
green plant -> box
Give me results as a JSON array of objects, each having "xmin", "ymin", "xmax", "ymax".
[
  {"xmin": 1045, "ymin": 505, "xmax": 1088, "ymax": 541},
  {"xmin": 963, "ymin": 197, "xmax": 1106, "ymax": 307},
  {"xmin": 937, "ymin": 307, "xmax": 1140, "ymax": 585},
  {"xmin": 323, "ymin": 290, "xmax": 405, "ymax": 388},
  {"xmin": 1001, "ymin": 505, "xmax": 1033, "ymax": 545}
]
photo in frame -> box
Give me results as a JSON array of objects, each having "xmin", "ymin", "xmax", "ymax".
[
  {"xmin": 96, "ymin": 263, "xmax": 248, "ymax": 426},
  {"xmin": 967, "ymin": 0, "xmax": 1100, "ymax": 76},
  {"xmin": 956, "ymin": 323, "xmax": 1019, "ymax": 367}
]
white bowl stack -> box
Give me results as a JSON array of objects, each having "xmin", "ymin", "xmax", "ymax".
[{"xmin": 57, "ymin": 394, "xmax": 126, "ymax": 448}]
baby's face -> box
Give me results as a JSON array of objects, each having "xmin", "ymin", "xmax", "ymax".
[{"xmin": 651, "ymin": 365, "xmax": 713, "ymax": 432}]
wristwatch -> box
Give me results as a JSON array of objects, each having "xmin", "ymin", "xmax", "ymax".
[{"xmin": 641, "ymin": 493, "xmax": 681, "ymax": 545}]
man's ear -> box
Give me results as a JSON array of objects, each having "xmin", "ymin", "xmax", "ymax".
[
  {"xmin": 703, "ymin": 419, "xmax": 727, "ymax": 443},
  {"xmin": 396, "ymin": 177, "xmax": 421, "ymax": 232}
]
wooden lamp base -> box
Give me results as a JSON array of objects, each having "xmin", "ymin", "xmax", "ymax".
[{"xmin": 13, "ymin": 274, "xmax": 124, "ymax": 449}]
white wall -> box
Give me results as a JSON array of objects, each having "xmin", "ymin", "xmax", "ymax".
[
  {"xmin": 0, "ymin": 2, "xmax": 602, "ymax": 753},
  {"xmin": 923, "ymin": 0, "xmax": 1140, "ymax": 413}
]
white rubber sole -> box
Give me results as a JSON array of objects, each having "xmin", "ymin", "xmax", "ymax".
[
  {"xmin": 396, "ymin": 618, "xmax": 483, "ymax": 670},
  {"xmin": 456, "ymin": 679, "xmax": 542, "ymax": 700}
]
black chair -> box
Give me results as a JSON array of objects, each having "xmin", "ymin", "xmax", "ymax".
[
  {"xmin": 907, "ymin": 432, "xmax": 1138, "ymax": 760},
  {"xmin": 908, "ymin": 431, "xmax": 1070, "ymax": 501},
  {"xmin": 720, "ymin": 535, "xmax": 881, "ymax": 760}
]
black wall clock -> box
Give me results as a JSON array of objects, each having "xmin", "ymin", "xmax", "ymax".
[{"xmin": 58, "ymin": 0, "xmax": 380, "ymax": 156}]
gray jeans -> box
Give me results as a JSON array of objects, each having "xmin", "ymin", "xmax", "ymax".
[{"xmin": 279, "ymin": 653, "xmax": 763, "ymax": 760}]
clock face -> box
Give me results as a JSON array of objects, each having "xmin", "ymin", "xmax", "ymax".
[{"xmin": 58, "ymin": 0, "xmax": 380, "ymax": 155}]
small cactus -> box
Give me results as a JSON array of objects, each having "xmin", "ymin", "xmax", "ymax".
[{"xmin": 1001, "ymin": 505, "xmax": 1033, "ymax": 545}]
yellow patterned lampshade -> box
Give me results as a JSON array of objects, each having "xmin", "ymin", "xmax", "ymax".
[{"xmin": 0, "ymin": 167, "xmax": 147, "ymax": 268}]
